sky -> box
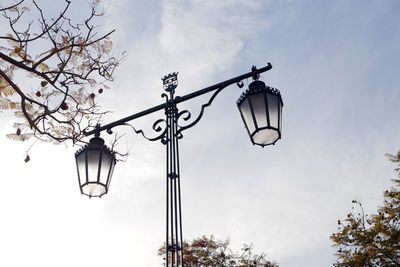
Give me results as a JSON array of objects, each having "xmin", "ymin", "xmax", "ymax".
[{"xmin": 0, "ymin": 0, "xmax": 400, "ymax": 266}]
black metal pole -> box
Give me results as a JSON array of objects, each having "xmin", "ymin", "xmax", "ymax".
[
  {"xmin": 165, "ymin": 96, "xmax": 170, "ymax": 267},
  {"xmin": 175, "ymin": 113, "xmax": 184, "ymax": 266},
  {"xmin": 165, "ymin": 87, "xmax": 184, "ymax": 267}
]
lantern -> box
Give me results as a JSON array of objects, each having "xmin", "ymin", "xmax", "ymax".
[
  {"xmin": 75, "ymin": 136, "xmax": 116, "ymax": 198},
  {"xmin": 237, "ymin": 80, "xmax": 283, "ymax": 147}
]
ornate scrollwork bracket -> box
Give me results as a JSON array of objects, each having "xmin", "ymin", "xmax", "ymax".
[
  {"xmin": 175, "ymin": 85, "xmax": 228, "ymax": 135},
  {"xmin": 103, "ymin": 119, "xmax": 167, "ymax": 143},
  {"xmin": 125, "ymin": 119, "xmax": 167, "ymax": 143}
]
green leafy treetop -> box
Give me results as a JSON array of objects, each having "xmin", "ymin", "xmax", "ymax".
[
  {"xmin": 158, "ymin": 235, "xmax": 279, "ymax": 267},
  {"xmin": 0, "ymin": 0, "xmax": 123, "ymax": 156},
  {"xmin": 330, "ymin": 151, "xmax": 400, "ymax": 266}
]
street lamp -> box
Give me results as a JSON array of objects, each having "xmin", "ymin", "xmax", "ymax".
[
  {"xmin": 74, "ymin": 63, "xmax": 283, "ymax": 267},
  {"xmin": 237, "ymin": 75, "xmax": 283, "ymax": 147},
  {"xmin": 75, "ymin": 135, "xmax": 116, "ymax": 198}
]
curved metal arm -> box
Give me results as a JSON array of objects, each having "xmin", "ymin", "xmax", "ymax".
[
  {"xmin": 176, "ymin": 85, "xmax": 226, "ymax": 134},
  {"xmin": 84, "ymin": 63, "xmax": 273, "ymax": 137}
]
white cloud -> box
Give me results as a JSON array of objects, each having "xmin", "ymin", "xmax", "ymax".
[{"xmin": 1, "ymin": 1, "xmax": 400, "ymax": 267}]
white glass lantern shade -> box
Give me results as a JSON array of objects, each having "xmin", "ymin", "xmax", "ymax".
[
  {"xmin": 75, "ymin": 137, "xmax": 116, "ymax": 198},
  {"xmin": 237, "ymin": 80, "xmax": 283, "ymax": 147}
]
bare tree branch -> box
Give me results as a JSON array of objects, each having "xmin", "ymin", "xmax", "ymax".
[{"xmin": 0, "ymin": 0, "xmax": 123, "ymax": 151}]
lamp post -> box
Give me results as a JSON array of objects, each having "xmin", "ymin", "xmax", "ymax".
[{"xmin": 74, "ymin": 63, "xmax": 283, "ymax": 267}]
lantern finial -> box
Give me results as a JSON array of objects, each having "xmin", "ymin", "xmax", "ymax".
[{"xmin": 251, "ymin": 65, "xmax": 260, "ymax": 80}]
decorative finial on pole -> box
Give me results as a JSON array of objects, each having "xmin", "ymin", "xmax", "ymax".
[{"xmin": 162, "ymin": 72, "xmax": 179, "ymax": 93}]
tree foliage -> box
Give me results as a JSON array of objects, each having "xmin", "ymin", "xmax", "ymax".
[
  {"xmin": 158, "ymin": 235, "xmax": 279, "ymax": 267},
  {"xmin": 330, "ymin": 151, "xmax": 400, "ymax": 266},
  {"xmin": 0, "ymin": 0, "xmax": 120, "ymax": 148}
]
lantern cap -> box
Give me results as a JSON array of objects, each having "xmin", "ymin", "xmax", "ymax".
[
  {"xmin": 75, "ymin": 136, "xmax": 115, "ymax": 157},
  {"xmin": 89, "ymin": 136, "xmax": 105, "ymax": 147},
  {"xmin": 236, "ymin": 80, "xmax": 282, "ymax": 106}
]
